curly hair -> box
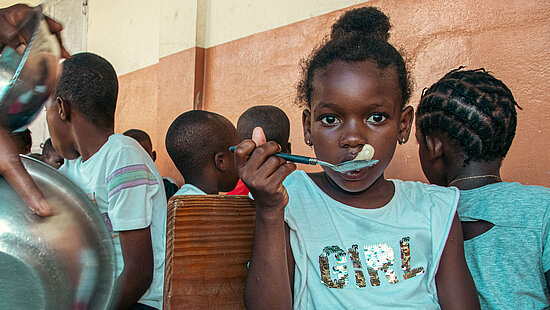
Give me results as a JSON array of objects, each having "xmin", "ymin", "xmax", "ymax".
[
  {"xmin": 54, "ymin": 53, "xmax": 118, "ymax": 127},
  {"xmin": 296, "ymin": 6, "xmax": 411, "ymax": 108},
  {"xmin": 165, "ymin": 110, "xmax": 237, "ymax": 178},
  {"xmin": 237, "ymin": 105, "xmax": 290, "ymax": 149},
  {"xmin": 416, "ymin": 68, "xmax": 522, "ymax": 163}
]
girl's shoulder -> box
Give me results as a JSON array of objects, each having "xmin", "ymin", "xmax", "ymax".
[
  {"xmin": 283, "ymin": 170, "xmax": 313, "ymax": 185},
  {"xmin": 392, "ymin": 179, "xmax": 460, "ymax": 210},
  {"xmin": 392, "ymin": 178, "xmax": 458, "ymax": 196}
]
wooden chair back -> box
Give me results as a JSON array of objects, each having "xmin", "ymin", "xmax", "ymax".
[{"xmin": 163, "ymin": 195, "xmax": 255, "ymax": 309}]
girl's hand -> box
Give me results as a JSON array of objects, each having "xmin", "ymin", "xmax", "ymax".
[{"xmin": 234, "ymin": 127, "xmax": 296, "ymax": 214}]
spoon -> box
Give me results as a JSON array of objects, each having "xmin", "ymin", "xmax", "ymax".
[{"xmin": 229, "ymin": 146, "xmax": 378, "ymax": 172}]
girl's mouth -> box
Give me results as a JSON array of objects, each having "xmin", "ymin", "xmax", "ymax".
[{"xmin": 340, "ymin": 167, "xmax": 369, "ymax": 181}]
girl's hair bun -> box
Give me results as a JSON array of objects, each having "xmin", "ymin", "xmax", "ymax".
[{"xmin": 330, "ymin": 6, "xmax": 391, "ymax": 41}]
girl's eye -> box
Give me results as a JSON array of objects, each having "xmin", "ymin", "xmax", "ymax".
[
  {"xmin": 367, "ymin": 113, "xmax": 387, "ymax": 123},
  {"xmin": 320, "ymin": 115, "xmax": 341, "ymax": 125}
]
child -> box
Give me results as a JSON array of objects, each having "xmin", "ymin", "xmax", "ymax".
[
  {"xmin": 165, "ymin": 110, "xmax": 239, "ymax": 195},
  {"xmin": 46, "ymin": 52, "xmax": 166, "ymax": 310},
  {"xmin": 9, "ymin": 128, "xmax": 32, "ymax": 154},
  {"xmin": 227, "ymin": 105, "xmax": 291, "ymax": 195},
  {"xmin": 235, "ymin": 7, "xmax": 479, "ymax": 309},
  {"xmin": 416, "ymin": 68, "xmax": 550, "ymax": 309},
  {"xmin": 41, "ymin": 137, "xmax": 64, "ymax": 169},
  {"xmin": 123, "ymin": 129, "xmax": 179, "ymax": 200}
]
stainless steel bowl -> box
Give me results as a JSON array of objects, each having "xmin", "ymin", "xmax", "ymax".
[
  {"xmin": 0, "ymin": 5, "xmax": 60, "ymax": 131},
  {"xmin": 0, "ymin": 156, "xmax": 116, "ymax": 309}
]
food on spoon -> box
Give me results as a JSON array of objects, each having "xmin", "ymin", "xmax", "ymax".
[{"xmin": 354, "ymin": 144, "xmax": 375, "ymax": 161}]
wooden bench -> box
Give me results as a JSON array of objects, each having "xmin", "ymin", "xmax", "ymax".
[{"xmin": 163, "ymin": 195, "xmax": 256, "ymax": 309}]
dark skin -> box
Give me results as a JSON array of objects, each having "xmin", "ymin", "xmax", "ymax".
[
  {"xmin": 0, "ymin": 4, "xmax": 70, "ymax": 58},
  {"xmin": 0, "ymin": 126, "xmax": 53, "ymax": 216},
  {"xmin": 415, "ymin": 129, "xmax": 550, "ymax": 293},
  {"xmin": 182, "ymin": 128, "xmax": 240, "ymax": 194},
  {"xmin": 45, "ymin": 96, "xmax": 154, "ymax": 309},
  {"xmin": 238, "ymin": 60, "xmax": 479, "ymax": 309},
  {"xmin": 236, "ymin": 128, "xmax": 295, "ymax": 310},
  {"xmin": 9, "ymin": 131, "xmax": 31, "ymax": 154},
  {"xmin": 0, "ymin": 3, "xmax": 71, "ymax": 217},
  {"xmin": 117, "ymin": 227, "xmax": 154, "ymax": 310},
  {"xmin": 136, "ymin": 139, "xmax": 157, "ymax": 162},
  {"xmin": 43, "ymin": 150, "xmax": 64, "ymax": 169}
]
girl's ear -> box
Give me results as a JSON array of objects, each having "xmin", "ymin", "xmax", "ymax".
[
  {"xmin": 56, "ymin": 97, "xmax": 71, "ymax": 122},
  {"xmin": 302, "ymin": 109, "xmax": 312, "ymax": 146},
  {"xmin": 425, "ymin": 135, "xmax": 444, "ymax": 161},
  {"xmin": 398, "ymin": 106, "xmax": 414, "ymax": 144}
]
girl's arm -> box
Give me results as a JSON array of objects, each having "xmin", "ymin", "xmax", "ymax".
[
  {"xmin": 286, "ymin": 223, "xmax": 295, "ymax": 296},
  {"xmin": 235, "ymin": 128, "xmax": 296, "ymax": 310},
  {"xmin": 435, "ymin": 214, "xmax": 480, "ymax": 309}
]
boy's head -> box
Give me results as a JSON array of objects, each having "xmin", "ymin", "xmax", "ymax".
[
  {"xmin": 237, "ymin": 105, "xmax": 291, "ymax": 153},
  {"xmin": 123, "ymin": 129, "xmax": 156, "ymax": 161},
  {"xmin": 46, "ymin": 52, "xmax": 118, "ymax": 159},
  {"xmin": 41, "ymin": 138, "xmax": 64, "ymax": 169},
  {"xmin": 10, "ymin": 128, "xmax": 32, "ymax": 154},
  {"xmin": 165, "ymin": 110, "xmax": 239, "ymax": 194}
]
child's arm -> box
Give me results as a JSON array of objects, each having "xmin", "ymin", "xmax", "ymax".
[
  {"xmin": 546, "ymin": 271, "xmax": 550, "ymax": 293},
  {"xmin": 0, "ymin": 126, "xmax": 53, "ymax": 216},
  {"xmin": 115, "ymin": 227, "xmax": 154, "ymax": 310},
  {"xmin": 235, "ymin": 128, "xmax": 296, "ymax": 310},
  {"xmin": 435, "ymin": 214, "xmax": 480, "ymax": 309}
]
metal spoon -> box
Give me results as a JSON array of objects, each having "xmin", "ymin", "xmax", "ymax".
[{"xmin": 229, "ymin": 146, "xmax": 378, "ymax": 172}]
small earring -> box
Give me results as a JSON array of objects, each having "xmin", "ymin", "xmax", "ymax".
[
  {"xmin": 398, "ymin": 138, "xmax": 405, "ymax": 145},
  {"xmin": 306, "ymin": 140, "xmax": 313, "ymax": 147}
]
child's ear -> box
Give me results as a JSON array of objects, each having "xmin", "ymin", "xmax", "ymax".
[
  {"xmin": 302, "ymin": 109, "xmax": 312, "ymax": 146},
  {"xmin": 397, "ymin": 106, "xmax": 414, "ymax": 144},
  {"xmin": 214, "ymin": 151, "xmax": 228, "ymax": 172},
  {"xmin": 152, "ymin": 150, "xmax": 157, "ymax": 162},
  {"xmin": 56, "ymin": 97, "xmax": 71, "ymax": 121},
  {"xmin": 425, "ymin": 135, "xmax": 444, "ymax": 162}
]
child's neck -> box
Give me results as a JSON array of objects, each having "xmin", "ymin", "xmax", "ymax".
[
  {"xmin": 185, "ymin": 177, "xmax": 219, "ymax": 195},
  {"xmin": 73, "ymin": 120, "xmax": 114, "ymax": 162},
  {"xmin": 309, "ymin": 172, "xmax": 394, "ymax": 209},
  {"xmin": 447, "ymin": 160, "xmax": 502, "ymax": 190}
]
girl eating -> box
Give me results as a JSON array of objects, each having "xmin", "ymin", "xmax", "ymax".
[{"xmin": 235, "ymin": 7, "xmax": 479, "ymax": 309}]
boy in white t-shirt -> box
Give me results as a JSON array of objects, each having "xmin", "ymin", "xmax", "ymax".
[{"xmin": 46, "ymin": 52, "xmax": 166, "ymax": 310}]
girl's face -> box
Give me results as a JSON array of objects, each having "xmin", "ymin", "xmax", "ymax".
[{"xmin": 303, "ymin": 60, "xmax": 413, "ymax": 193}]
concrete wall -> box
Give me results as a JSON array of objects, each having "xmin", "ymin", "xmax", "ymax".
[
  {"xmin": 111, "ymin": 0, "xmax": 549, "ymax": 187},
  {"xmin": 2, "ymin": 0, "xmax": 549, "ymax": 186},
  {"xmin": 1, "ymin": 0, "xmax": 86, "ymax": 153}
]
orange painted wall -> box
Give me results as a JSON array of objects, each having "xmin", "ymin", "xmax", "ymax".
[
  {"xmin": 117, "ymin": 0, "xmax": 550, "ymax": 187},
  {"xmin": 117, "ymin": 48, "xmax": 203, "ymax": 185}
]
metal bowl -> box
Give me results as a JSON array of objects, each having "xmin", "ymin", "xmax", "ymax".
[
  {"xmin": 0, "ymin": 156, "xmax": 116, "ymax": 309},
  {"xmin": 0, "ymin": 5, "xmax": 60, "ymax": 131}
]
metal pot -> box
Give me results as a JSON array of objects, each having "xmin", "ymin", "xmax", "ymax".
[
  {"xmin": 0, "ymin": 5, "xmax": 60, "ymax": 131},
  {"xmin": 0, "ymin": 156, "xmax": 116, "ymax": 309}
]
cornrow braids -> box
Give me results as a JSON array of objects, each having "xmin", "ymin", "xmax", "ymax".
[{"xmin": 416, "ymin": 68, "xmax": 522, "ymax": 163}]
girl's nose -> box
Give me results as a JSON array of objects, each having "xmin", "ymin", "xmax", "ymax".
[{"xmin": 339, "ymin": 119, "xmax": 366, "ymax": 148}]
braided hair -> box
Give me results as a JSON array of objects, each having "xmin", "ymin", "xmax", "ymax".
[
  {"xmin": 297, "ymin": 6, "xmax": 411, "ymax": 108},
  {"xmin": 416, "ymin": 68, "xmax": 522, "ymax": 163}
]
